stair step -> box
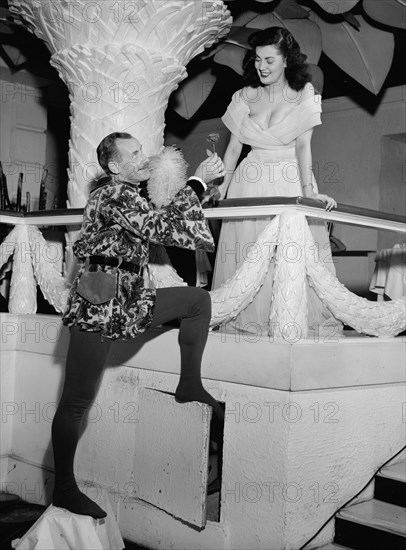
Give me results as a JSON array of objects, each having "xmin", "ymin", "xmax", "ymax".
[
  {"xmin": 335, "ymin": 499, "xmax": 406, "ymax": 550},
  {"xmin": 338, "ymin": 499, "xmax": 406, "ymax": 537},
  {"xmin": 375, "ymin": 471, "xmax": 406, "ymax": 507},
  {"xmin": 375, "ymin": 460, "xmax": 406, "ymax": 507},
  {"xmin": 378, "ymin": 460, "xmax": 406, "ymax": 483}
]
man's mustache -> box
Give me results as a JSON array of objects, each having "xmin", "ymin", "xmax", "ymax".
[{"xmin": 123, "ymin": 161, "xmax": 150, "ymax": 171}]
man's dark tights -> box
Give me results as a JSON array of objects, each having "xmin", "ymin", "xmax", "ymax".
[{"xmin": 52, "ymin": 287, "xmax": 218, "ymax": 519}]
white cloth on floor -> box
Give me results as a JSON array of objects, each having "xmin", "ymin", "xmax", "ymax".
[{"xmin": 11, "ymin": 492, "xmax": 124, "ymax": 550}]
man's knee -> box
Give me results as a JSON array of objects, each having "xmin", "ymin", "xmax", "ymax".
[{"xmin": 191, "ymin": 287, "xmax": 211, "ymax": 315}]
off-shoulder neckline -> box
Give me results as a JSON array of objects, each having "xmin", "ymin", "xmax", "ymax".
[{"xmin": 232, "ymin": 82, "xmax": 319, "ymax": 131}]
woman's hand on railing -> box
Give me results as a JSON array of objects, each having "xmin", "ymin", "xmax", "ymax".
[
  {"xmin": 315, "ymin": 193, "xmax": 337, "ymax": 211},
  {"xmin": 303, "ymin": 186, "xmax": 337, "ymax": 211}
]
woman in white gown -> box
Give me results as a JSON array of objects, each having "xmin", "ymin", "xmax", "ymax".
[{"xmin": 212, "ymin": 27, "xmax": 341, "ymax": 336}]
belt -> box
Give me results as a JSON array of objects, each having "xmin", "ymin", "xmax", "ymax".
[{"xmin": 88, "ymin": 255, "xmax": 140, "ymax": 274}]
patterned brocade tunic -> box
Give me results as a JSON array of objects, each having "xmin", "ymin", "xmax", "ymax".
[{"xmin": 62, "ymin": 179, "xmax": 214, "ymax": 340}]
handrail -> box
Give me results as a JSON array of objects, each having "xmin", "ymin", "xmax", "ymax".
[
  {"xmin": 0, "ymin": 208, "xmax": 84, "ymax": 227},
  {"xmin": 1, "ymin": 200, "xmax": 404, "ymax": 337},
  {"xmin": 1, "ymin": 197, "xmax": 405, "ymax": 233}
]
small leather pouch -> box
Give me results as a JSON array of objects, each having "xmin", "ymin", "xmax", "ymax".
[{"xmin": 76, "ymin": 258, "xmax": 117, "ymax": 305}]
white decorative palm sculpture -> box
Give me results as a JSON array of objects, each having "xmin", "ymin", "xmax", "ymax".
[{"xmin": 9, "ymin": 0, "xmax": 232, "ymax": 206}]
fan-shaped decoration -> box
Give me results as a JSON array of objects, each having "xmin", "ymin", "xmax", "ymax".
[
  {"xmin": 170, "ymin": 69, "xmax": 217, "ymax": 120},
  {"xmin": 312, "ymin": 0, "xmax": 360, "ymax": 14},
  {"xmin": 363, "ymin": 0, "xmax": 406, "ymax": 30},
  {"xmin": 308, "ymin": 13, "xmax": 395, "ymax": 94}
]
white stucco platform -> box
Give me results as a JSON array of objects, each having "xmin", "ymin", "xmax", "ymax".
[{"xmin": 1, "ymin": 313, "xmax": 405, "ymax": 550}]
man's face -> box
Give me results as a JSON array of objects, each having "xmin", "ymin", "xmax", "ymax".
[{"xmin": 109, "ymin": 137, "xmax": 150, "ymax": 183}]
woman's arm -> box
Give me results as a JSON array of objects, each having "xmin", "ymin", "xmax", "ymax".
[
  {"xmin": 296, "ymin": 130, "xmax": 337, "ymax": 211},
  {"xmin": 216, "ymin": 132, "xmax": 243, "ymax": 200}
]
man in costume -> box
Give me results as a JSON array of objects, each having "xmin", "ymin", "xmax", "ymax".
[{"xmin": 52, "ymin": 132, "xmax": 225, "ymax": 519}]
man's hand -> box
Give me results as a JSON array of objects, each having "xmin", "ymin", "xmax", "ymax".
[{"xmin": 194, "ymin": 150, "xmax": 225, "ymax": 184}]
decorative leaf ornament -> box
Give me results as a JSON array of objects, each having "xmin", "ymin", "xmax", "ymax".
[
  {"xmin": 307, "ymin": 13, "xmax": 395, "ymax": 94},
  {"xmin": 363, "ymin": 0, "xmax": 406, "ymax": 30},
  {"xmin": 275, "ymin": 18, "xmax": 322, "ymax": 64},
  {"xmin": 171, "ymin": 69, "xmax": 217, "ymax": 120},
  {"xmin": 312, "ymin": 1, "xmax": 360, "ymax": 14},
  {"xmin": 232, "ymin": 11, "xmax": 264, "ymax": 28},
  {"xmin": 213, "ymin": 42, "xmax": 247, "ymax": 77},
  {"xmin": 274, "ymin": 0, "xmax": 309, "ymax": 19}
]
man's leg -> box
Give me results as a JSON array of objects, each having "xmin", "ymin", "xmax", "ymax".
[
  {"xmin": 52, "ymin": 327, "xmax": 111, "ymax": 518},
  {"xmin": 151, "ymin": 287, "xmax": 222, "ymax": 419}
]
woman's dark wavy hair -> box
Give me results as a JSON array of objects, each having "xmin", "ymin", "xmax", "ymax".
[
  {"xmin": 243, "ymin": 27, "xmax": 311, "ymax": 91},
  {"xmin": 97, "ymin": 132, "xmax": 133, "ymax": 174}
]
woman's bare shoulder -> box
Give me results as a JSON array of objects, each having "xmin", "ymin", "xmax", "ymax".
[
  {"xmin": 235, "ymin": 86, "xmax": 261, "ymax": 102},
  {"xmin": 300, "ymin": 81, "xmax": 318, "ymax": 100},
  {"xmin": 229, "ymin": 87, "xmax": 253, "ymax": 110}
]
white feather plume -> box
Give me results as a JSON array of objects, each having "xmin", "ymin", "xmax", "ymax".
[{"xmin": 147, "ymin": 146, "xmax": 188, "ymax": 207}]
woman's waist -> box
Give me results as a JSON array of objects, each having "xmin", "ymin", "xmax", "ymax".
[{"xmin": 248, "ymin": 146, "xmax": 296, "ymax": 162}]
